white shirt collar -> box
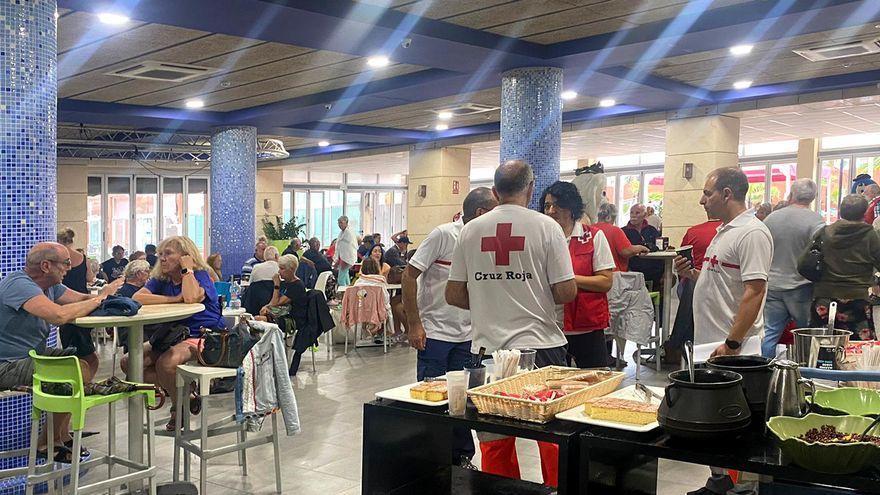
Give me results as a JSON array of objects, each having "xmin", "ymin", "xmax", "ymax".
[{"xmin": 718, "ymin": 209, "xmax": 756, "ymax": 233}]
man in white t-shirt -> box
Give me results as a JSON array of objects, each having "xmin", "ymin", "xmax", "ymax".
[
  {"xmin": 333, "ymin": 215, "xmax": 358, "ymax": 286},
  {"xmin": 446, "ymin": 160, "xmax": 577, "ymax": 487},
  {"xmin": 673, "ymin": 166, "xmax": 772, "ymax": 495},
  {"xmin": 402, "ymin": 187, "xmax": 497, "ymax": 466}
]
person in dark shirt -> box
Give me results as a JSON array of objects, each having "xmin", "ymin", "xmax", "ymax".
[
  {"xmin": 621, "ymin": 204, "xmax": 663, "ymax": 288},
  {"xmin": 258, "ymin": 255, "xmax": 309, "ymax": 327},
  {"xmin": 302, "ymin": 237, "xmax": 332, "ymax": 274},
  {"xmin": 357, "ymin": 235, "xmax": 374, "ymax": 261},
  {"xmin": 101, "ymin": 245, "xmax": 129, "ymax": 280},
  {"xmin": 145, "ymin": 244, "xmax": 158, "ymax": 267},
  {"xmin": 116, "ymin": 259, "xmax": 152, "ymax": 298},
  {"xmin": 383, "ymin": 235, "xmax": 412, "ymax": 267}
]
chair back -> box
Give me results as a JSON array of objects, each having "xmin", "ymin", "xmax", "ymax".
[
  {"xmin": 314, "ymin": 271, "xmax": 332, "ymax": 295},
  {"xmin": 28, "ymin": 349, "xmax": 85, "ymax": 418},
  {"xmin": 214, "ymin": 281, "xmax": 231, "ymax": 306},
  {"xmin": 340, "ymin": 284, "xmax": 388, "ymax": 326}
]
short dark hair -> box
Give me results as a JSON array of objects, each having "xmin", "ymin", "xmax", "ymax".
[
  {"xmin": 145, "ymin": 244, "xmax": 156, "ymax": 253},
  {"xmin": 362, "ymin": 235, "xmax": 374, "ymax": 245},
  {"xmin": 112, "ymin": 245, "xmax": 125, "ymax": 253},
  {"xmin": 360, "ymin": 257, "xmax": 380, "ymax": 275},
  {"xmin": 494, "ymin": 160, "xmax": 534, "ymax": 196},
  {"xmin": 539, "ymin": 181, "xmax": 585, "ymax": 221},
  {"xmin": 710, "ymin": 167, "xmax": 749, "ymax": 202},
  {"xmin": 840, "ymin": 194, "xmax": 869, "ymax": 221},
  {"xmin": 462, "ymin": 187, "xmax": 496, "ymax": 222}
]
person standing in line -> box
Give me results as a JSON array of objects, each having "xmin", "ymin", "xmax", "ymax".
[
  {"xmin": 674, "ymin": 167, "xmax": 772, "ymax": 495},
  {"xmin": 761, "ymin": 179, "xmax": 824, "ymax": 357},
  {"xmin": 403, "ymin": 187, "xmax": 497, "ymax": 467},
  {"xmin": 334, "ymin": 216, "xmax": 359, "ymax": 286},
  {"xmin": 446, "ymin": 160, "xmax": 577, "ymax": 488}
]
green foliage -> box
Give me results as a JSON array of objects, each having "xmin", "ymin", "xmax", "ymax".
[{"xmin": 262, "ymin": 216, "xmax": 307, "ymax": 241}]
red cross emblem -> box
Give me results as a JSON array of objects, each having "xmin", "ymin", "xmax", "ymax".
[
  {"xmin": 481, "ymin": 223, "xmax": 525, "ymax": 266},
  {"xmin": 707, "ymin": 255, "xmax": 719, "ymax": 268}
]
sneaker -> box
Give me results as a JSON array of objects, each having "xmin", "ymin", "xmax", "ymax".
[{"xmin": 458, "ymin": 456, "xmax": 478, "ymax": 471}]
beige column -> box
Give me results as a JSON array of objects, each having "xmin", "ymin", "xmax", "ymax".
[
  {"xmin": 663, "ymin": 114, "xmax": 740, "ymax": 245},
  {"xmin": 408, "ymin": 147, "xmax": 471, "ymax": 246},
  {"xmin": 255, "ymin": 169, "xmax": 284, "ymax": 239},
  {"xmin": 796, "ymin": 138, "xmax": 820, "ymax": 182},
  {"xmin": 56, "ymin": 163, "xmax": 88, "ymax": 250}
]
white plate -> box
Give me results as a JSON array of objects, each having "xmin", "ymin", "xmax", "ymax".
[
  {"xmin": 555, "ymin": 384, "xmax": 665, "ymax": 432},
  {"xmin": 375, "ymin": 381, "xmax": 449, "ymax": 407}
]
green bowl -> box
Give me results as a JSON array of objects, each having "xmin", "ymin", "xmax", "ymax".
[
  {"xmin": 812, "ymin": 388, "xmax": 880, "ymax": 417},
  {"xmin": 767, "ymin": 413, "xmax": 880, "ymax": 474}
]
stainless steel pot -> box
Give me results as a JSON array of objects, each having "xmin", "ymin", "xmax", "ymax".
[{"xmin": 790, "ymin": 328, "xmax": 851, "ymax": 367}]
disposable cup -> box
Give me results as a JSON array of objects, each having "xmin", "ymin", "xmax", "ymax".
[
  {"xmin": 446, "ymin": 370, "xmax": 468, "ymax": 416},
  {"xmin": 519, "ymin": 349, "xmax": 537, "ymax": 371},
  {"xmin": 676, "ymin": 245, "xmax": 693, "ymax": 264},
  {"xmin": 465, "ymin": 365, "xmax": 487, "ymax": 389}
]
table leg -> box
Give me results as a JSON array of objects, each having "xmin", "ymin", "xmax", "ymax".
[
  {"xmin": 127, "ymin": 324, "xmax": 145, "ymax": 491},
  {"xmin": 660, "ymin": 259, "xmax": 674, "ymax": 372}
]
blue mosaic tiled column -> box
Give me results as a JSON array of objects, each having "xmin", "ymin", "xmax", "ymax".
[
  {"xmin": 500, "ymin": 67, "xmax": 563, "ymax": 209},
  {"xmin": 0, "ymin": 0, "xmax": 58, "ymax": 276},
  {"xmin": 210, "ymin": 126, "xmax": 257, "ymax": 277}
]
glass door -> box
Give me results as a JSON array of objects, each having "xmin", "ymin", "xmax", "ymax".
[
  {"xmin": 87, "ymin": 177, "xmax": 103, "ymax": 259},
  {"xmin": 186, "ymin": 178, "xmax": 209, "ymax": 256},
  {"xmin": 106, "ymin": 177, "xmax": 131, "ymax": 257},
  {"xmin": 134, "ymin": 177, "xmax": 158, "ymax": 252},
  {"xmin": 162, "ymin": 177, "xmax": 185, "ymax": 239}
]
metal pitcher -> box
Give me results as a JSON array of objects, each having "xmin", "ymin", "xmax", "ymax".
[{"xmin": 764, "ymin": 360, "xmax": 815, "ymax": 422}]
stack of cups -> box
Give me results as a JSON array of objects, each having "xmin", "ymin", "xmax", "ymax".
[{"xmin": 446, "ymin": 371, "xmax": 469, "ymax": 416}]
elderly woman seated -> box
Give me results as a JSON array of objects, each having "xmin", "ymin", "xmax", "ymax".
[
  {"xmin": 121, "ymin": 235, "xmax": 225, "ymax": 431},
  {"xmin": 255, "ymin": 254, "xmax": 308, "ymax": 328},
  {"xmin": 117, "ymin": 259, "xmax": 151, "ymax": 298}
]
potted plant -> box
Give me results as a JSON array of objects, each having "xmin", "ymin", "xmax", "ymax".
[{"xmin": 262, "ymin": 216, "xmax": 307, "ymax": 253}]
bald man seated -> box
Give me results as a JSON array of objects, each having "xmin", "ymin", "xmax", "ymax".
[{"xmin": 0, "ymin": 242, "xmax": 121, "ymax": 461}]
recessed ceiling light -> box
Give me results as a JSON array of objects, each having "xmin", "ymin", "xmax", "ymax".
[
  {"xmin": 561, "ymin": 90, "xmax": 578, "ymax": 100},
  {"xmin": 97, "ymin": 12, "xmax": 129, "ymax": 25},
  {"xmin": 599, "ymin": 98, "xmax": 616, "ymax": 107},
  {"xmin": 435, "ymin": 123, "xmax": 449, "ymax": 131},
  {"xmin": 366, "ymin": 55, "xmax": 390, "ymax": 68},
  {"xmin": 729, "ymin": 44, "xmax": 753, "ymax": 56},
  {"xmin": 437, "ymin": 111, "xmax": 453, "ymax": 120},
  {"xmin": 733, "ymin": 79, "xmax": 753, "ymax": 90},
  {"xmin": 318, "ymin": 140, "xmax": 330, "ymax": 147},
  {"xmin": 184, "ymin": 98, "xmax": 204, "ymax": 109}
]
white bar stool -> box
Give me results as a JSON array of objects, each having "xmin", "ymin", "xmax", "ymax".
[{"xmin": 170, "ymin": 365, "xmax": 282, "ymax": 494}]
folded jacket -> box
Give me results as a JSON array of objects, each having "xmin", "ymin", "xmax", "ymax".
[{"xmin": 90, "ymin": 295, "xmax": 142, "ymax": 317}]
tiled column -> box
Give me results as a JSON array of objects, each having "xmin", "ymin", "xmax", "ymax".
[
  {"xmin": 500, "ymin": 67, "xmax": 563, "ymax": 209},
  {"xmin": 408, "ymin": 147, "xmax": 471, "ymax": 245},
  {"xmin": 0, "ymin": 0, "xmax": 57, "ymax": 276},
  {"xmin": 662, "ymin": 115, "xmax": 740, "ymax": 245},
  {"xmin": 210, "ymin": 126, "xmax": 257, "ymax": 277}
]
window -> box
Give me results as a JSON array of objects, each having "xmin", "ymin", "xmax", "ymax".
[
  {"xmin": 393, "ymin": 191, "xmax": 406, "ymax": 236},
  {"xmin": 326, "ymin": 190, "xmax": 344, "ymax": 247},
  {"xmin": 643, "ymin": 172, "xmax": 664, "ymax": 215},
  {"xmin": 134, "ymin": 178, "xmax": 158, "ymax": 252},
  {"xmin": 604, "ymin": 176, "xmax": 616, "ymax": 212},
  {"xmin": 87, "ymin": 177, "xmax": 103, "ymax": 259},
  {"xmin": 374, "ymin": 192, "xmax": 394, "ymax": 240},
  {"xmin": 741, "ymin": 164, "xmax": 767, "ymax": 208},
  {"xmin": 162, "ymin": 178, "xmax": 184, "ymax": 239},
  {"xmin": 282, "ymin": 191, "xmax": 292, "ymax": 222},
  {"xmin": 819, "ymin": 157, "xmax": 852, "ymax": 223},
  {"xmin": 309, "ymin": 191, "xmax": 325, "ymax": 244},
  {"xmin": 345, "ymin": 192, "xmax": 362, "ymax": 237},
  {"xmin": 618, "ymin": 174, "xmax": 641, "ymax": 227},
  {"xmin": 769, "ymin": 163, "xmax": 797, "ymax": 205},
  {"xmin": 294, "ymin": 191, "xmax": 308, "ymax": 227},
  {"xmin": 855, "ymin": 155, "xmax": 880, "ymax": 183},
  {"xmin": 822, "ymin": 133, "xmax": 880, "ymax": 150},
  {"xmin": 107, "ymin": 177, "xmax": 131, "ymax": 256},
  {"xmin": 187, "ymin": 178, "xmax": 208, "ymax": 256}
]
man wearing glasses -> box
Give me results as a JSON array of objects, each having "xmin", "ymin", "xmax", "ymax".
[{"xmin": 0, "ymin": 242, "xmax": 120, "ymax": 462}]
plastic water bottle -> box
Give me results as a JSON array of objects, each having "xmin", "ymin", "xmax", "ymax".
[{"xmin": 230, "ymin": 281, "xmax": 241, "ymax": 309}]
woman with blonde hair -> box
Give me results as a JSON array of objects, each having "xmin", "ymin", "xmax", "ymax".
[{"xmin": 123, "ymin": 236, "xmax": 225, "ymax": 430}]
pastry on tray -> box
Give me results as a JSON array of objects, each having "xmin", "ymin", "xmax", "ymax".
[
  {"xmin": 410, "ymin": 381, "xmax": 448, "ymax": 402},
  {"xmin": 546, "ymin": 370, "xmax": 615, "ymax": 390},
  {"xmin": 584, "ymin": 397, "xmax": 659, "ymax": 425}
]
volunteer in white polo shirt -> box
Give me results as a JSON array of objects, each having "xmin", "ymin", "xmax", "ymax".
[
  {"xmin": 674, "ymin": 166, "xmax": 772, "ymax": 495},
  {"xmin": 402, "ymin": 187, "xmax": 497, "ymax": 467},
  {"xmin": 446, "ymin": 160, "xmax": 577, "ymax": 488}
]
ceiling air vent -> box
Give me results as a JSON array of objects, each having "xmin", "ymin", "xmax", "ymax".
[
  {"xmin": 107, "ymin": 61, "xmax": 219, "ymax": 82},
  {"xmin": 434, "ymin": 103, "xmax": 499, "ymax": 117},
  {"xmin": 794, "ymin": 38, "xmax": 880, "ymax": 62}
]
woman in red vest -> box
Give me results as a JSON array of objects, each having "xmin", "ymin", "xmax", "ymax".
[{"xmin": 540, "ymin": 181, "xmax": 616, "ymax": 368}]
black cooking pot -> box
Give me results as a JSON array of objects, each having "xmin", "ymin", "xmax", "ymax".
[
  {"xmin": 706, "ymin": 355, "xmax": 773, "ymax": 414},
  {"xmin": 658, "ymin": 369, "xmax": 751, "ymax": 439}
]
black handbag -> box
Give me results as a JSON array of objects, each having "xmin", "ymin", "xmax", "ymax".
[
  {"xmin": 798, "ymin": 226, "xmax": 827, "ymax": 282},
  {"xmin": 147, "ymin": 324, "xmax": 189, "ymax": 353},
  {"xmin": 196, "ymin": 322, "xmax": 259, "ymax": 368}
]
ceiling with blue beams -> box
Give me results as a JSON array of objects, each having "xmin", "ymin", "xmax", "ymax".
[{"xmin": 56, "ymin": 0, "xmax": 880, "ymax": 161}]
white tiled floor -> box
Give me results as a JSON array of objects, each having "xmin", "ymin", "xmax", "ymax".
[{"xmin": 77, "ymin": 340, "xmax": 708, "ymax": 494}]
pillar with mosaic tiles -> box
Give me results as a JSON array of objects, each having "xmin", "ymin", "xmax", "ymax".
[
  {"xmin": 210, "ymin": 126, "xmax": 257, "ymax": 277},
  {"xmin": 500, "ymin": 67, "xmax": 563, "ymax": 209}
]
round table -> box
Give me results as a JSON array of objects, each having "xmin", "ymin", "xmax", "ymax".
[{"xmin": 74, "ymin": 303, "xmax": 204, "ymax": 490}]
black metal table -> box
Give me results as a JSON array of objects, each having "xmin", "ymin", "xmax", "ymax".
[
  {"xmin": 362, "ymin": 399, "xmax": 584, "ymax": 494},
  {"xmin": 580, "ymin": 422, "xmax": 880, "ymax": 494}
]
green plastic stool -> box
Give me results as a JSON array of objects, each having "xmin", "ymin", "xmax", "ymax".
[{"xmin": 25, "ymin": 350, "xmax": 158, "ymax": 495}]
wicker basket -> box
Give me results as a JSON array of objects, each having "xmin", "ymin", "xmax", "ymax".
[{"xmin": 467, "ymin": 366, "xmax": 625, "ymax": 423}]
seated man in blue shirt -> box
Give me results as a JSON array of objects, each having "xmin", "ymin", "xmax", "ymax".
[
  {"xmin": 0, "ymin": 242, "xmax": 120, "ymax": 462},
  {"xmin": 302, "ymin": 237, "xmax": 332, "ymax": 274}
]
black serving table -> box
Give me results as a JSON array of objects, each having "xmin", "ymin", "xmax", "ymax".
[
  {"xmin": 363, "ymin": 398, "xmax": 585, "ymax": 494},
  {"xmin": 580, "ymin": 422, "xmax": 880, "ymax": 494}
]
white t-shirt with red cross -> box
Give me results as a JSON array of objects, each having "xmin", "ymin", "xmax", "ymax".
[
  {"xmin": 693, "ymin": 210, "xmax": 773, "ymax": 345},
  {"xmin": 448, "ymin": 204, "xmax": 575, "ymax": 354},
  {"xmin": 408, "ymin": 219, "xmax": 471, "ymax": 343}
]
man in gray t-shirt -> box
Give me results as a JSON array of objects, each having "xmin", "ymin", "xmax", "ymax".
[
  {"xmin": 762, "ymin": 179, "xmax": 824, "ymax": 357},
  {"xmin": 0, "ymin": 242, "xmax": 116, "ymax": 460}
]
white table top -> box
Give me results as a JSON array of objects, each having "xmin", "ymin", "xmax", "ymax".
[{"xmin": 74, "ymin": 303, "xmax": 205, "ymax": 328}]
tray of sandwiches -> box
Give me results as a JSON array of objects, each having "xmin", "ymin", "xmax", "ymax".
[
  {"xmin": 467, "ymin": 367, "xmax": 624, "ymax": 423},
  {"xmin": 555, "ymin": 384, "xmax": 664, "ymax": 432},
  {"xmin": 375, "ymin": 380, "xmax": 448, "ymax": 406}
]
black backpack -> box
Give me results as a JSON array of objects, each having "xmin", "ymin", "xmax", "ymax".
[{"xmin": 797, "ymin": 226, "xmax": 826, "ymax": 282}]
